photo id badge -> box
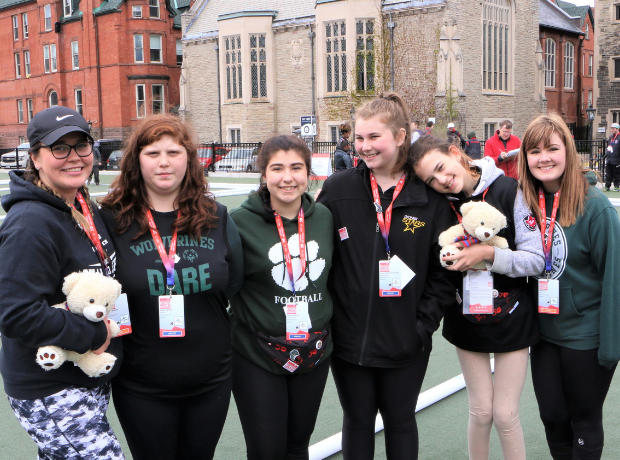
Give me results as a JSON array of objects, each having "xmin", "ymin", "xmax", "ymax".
[
  {"xmin": 284, "ymin": 302, "xmax": 310, "ymax": 341},
  {"xmin": 379, "ymin": 255, "xmax": 415, "ymax": 297},
  {"xmin": 538, "ymin": 279, "xmax": 560, "ymax": 314},
  {"xmin": 463, "ymin": 270, "xmax": 494, "ymax": 314},
  {"xmin": 159, "ymin": 295, "xmax": 185, "ymax": 337},
  {"xmin": 108, "ymin": 293, "xmax": 132, "ymax": 336}
]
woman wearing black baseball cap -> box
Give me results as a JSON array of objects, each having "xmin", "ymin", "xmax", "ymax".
[{"xmin": 0, "ymin": 106, "xmax": 125, "ymax": 459}]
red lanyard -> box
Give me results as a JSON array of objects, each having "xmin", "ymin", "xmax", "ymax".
[
  {"xmin": 538, "ymin": 187, "xmax": 560, "ymax": 274},
  {"xmin": 72, "ymin": 192, "xmax": 110, "ymax": 274},
  {"xmin": 370, "ymin": 172, "xmax": 406, "ymax": 257},
  {"xmin": 274, "ymin": 207, "xmax": 306, "ymax": 295},
  {"xmin": 146, "ymin": 209, "xmax": 179, "ymax": 291}
]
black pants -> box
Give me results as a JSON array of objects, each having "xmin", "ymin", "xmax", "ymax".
[
  {"xmin": 604, "ymin": 163, "xmax": 620, "ymax": 188},
  {"xmin": 89, "ymin": 166, "xmax": 100, "ymax": 185},
  {"xmin": 111, "ymin": 377, "xmax": 231, "ymax": 460},
  {"xmin": 232, "ymin": 349, "xmax": 330, "ymax": 460},
  {"xmin": 531, "ymin": 340, "xmax": 617, "ymax": 460},
  {"xmin": 331, "ymin": 347, "xmax": 431, "ymax": 460}
]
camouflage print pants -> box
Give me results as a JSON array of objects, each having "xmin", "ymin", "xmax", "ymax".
[{"xmin": 8, "ymin": 383, "xmax": 125, "ymax": 460}]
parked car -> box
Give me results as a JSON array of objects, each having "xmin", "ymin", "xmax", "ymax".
[
  {"xmin": 197, "ymin": 146, "xmax": 229, "ymax": 174},
  {"xmin": 215, "ymin": 147, "xmax": 259, "ymax": 172},
  {"xmin": 1, "ymin": 142, "xmax": 30, "ymax": 169},
  {"xmin": 106, "ymin": 150, "xmax": 124, "ymax": 170},
  {"xmin": 96, "ymin": 139, "xmax": 123, "ymax": 170}
]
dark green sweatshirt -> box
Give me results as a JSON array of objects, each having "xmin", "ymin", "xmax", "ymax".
[
  {"xmin": 537, "ymin": 173, "xmax": 620, "ymax": 369},
  {"xmin": 229, "ymin": 192, "xmax": 334, "ymax": 375}
]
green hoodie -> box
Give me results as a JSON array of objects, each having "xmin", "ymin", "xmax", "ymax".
[
  {"xmin": 537, "ymin": 172, "xmax": 620, "ymax": 369},
  {"xmin": 229, "ymin": 192, "xmax": 334, "ymax": 375}
]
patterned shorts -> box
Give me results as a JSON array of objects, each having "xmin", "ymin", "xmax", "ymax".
[{"xmin": 8, "ymin": 383, "xmax": 125, "ymax": 460}]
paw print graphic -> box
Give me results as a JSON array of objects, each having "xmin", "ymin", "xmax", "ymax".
[{"xmin": 269, "ymin": 233, "xmax": 325, "ymax": 292}]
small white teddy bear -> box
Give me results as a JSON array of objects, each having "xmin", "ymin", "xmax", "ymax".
[
  {"xmin": 36, "ymin": 272, "xmax": 122, "ymax": 378},
  {"xmin": 438, "ymin": 201, "xmax": 509, "ymax": 270}
]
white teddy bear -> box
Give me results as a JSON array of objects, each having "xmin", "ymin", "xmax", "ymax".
[
  {"xmin": 36, "ymin": 272, "xmax": 122, "ymax": 378},
  {"xmin": 438, "ymin": 201, "xmax": 509, "ymax": 270}
]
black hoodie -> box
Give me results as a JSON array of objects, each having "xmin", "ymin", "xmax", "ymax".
[{"xmin": 0, "ymin": 170, "xmax": 120, "ymax": 400}]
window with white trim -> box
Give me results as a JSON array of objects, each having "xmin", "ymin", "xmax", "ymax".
[
  {"xmin": 43, "ymin": 45, "xmax": 50, "ymax": 73},
  {"xmin": 22, "ymin": 13, "xmax": 28, "ymax": 38},
  {"xmin": 325, "ymin": 20, "xmax": 347, "ymax": 93},
  {"xmin": 588, "ymin": 90, "xmax": 593, "ymax": 108},
  {"xmin": 63, "ymin": 0, "xmax": 71, "ymax": 17},
  {"xmin": 250, "ymin": 34, "xmax": 267, "ymax": 99},
  {"xmin": 134, "ymin": 35, "xmax": 144, "ymax": 62},
  {"xmin": 482, "ymin": 0, "xmax": 511, "ymax": 92},
  {"xmin": 149, "ymin": 0, "xmax": 159, "ymax": 18},
  {"xmin": 152, "ymin": 85, "xmax": 164, "ymax": 114},
  {"xmin": 27, "ymin": 98, "xmax": 33, "ymax": 121},
  {"xmin": 484, "ymin": 122, "xmax": 497, "ymax": 141},
  {"xmin": 176, "ymin": 39, "xmax": 182, "ymax": 66},
  {"xmin": 14, "ymin": 53, "xmax": 21, "ymax": 79},
  {"xmin": 225, "ymin": 35, "xmax": 242, "ymax": 101},
  {"xmin": 50, "ymin": 44, "xmax": 57, "ymax": 72},
  {"xmin": 150, "ymin": 35, "xmax": 162, "ymax": 63},
  {"xmin": 44, "ymin": 5, "xmax": 52, "ymax": 31},
  {"xmin": 17, "ymin": 100, "xmax": 24, "ymax": 123},
  {"xmin": 24, "ymin": 50, "xmax": 30, "ymax": 76},
  {"xmin": 229, "ymin": 128, "xmax": 241, "ymax": 143},
  {"xmin": 75, "ymin": 89, "xmax": 82, "ymax": 115},
  {"xmin": 356, "ymin": 19, "xmax": 374, "ymax": 92},
  {"xmin": 614, "ymin": 57, "xmax": 620, "ymax": 80},
  {"xmin": 585, "ymin": 23, "xmax": 589, "ymax": 40},
  {"xmin": 545, "ymin": 38, "xmax": 556, "ymax": 87},
  {"xmin": 589, "ymin": 55, "xmax": 593, "ymax": 76},
  {"xmin": 136, "ymin": 84, "xmax": 145, "ymax": 118},
  {"xmin": 71, "ymin": 41, "xmax": 79, "ymax": 69},
  {"xmin": 12, "ymin": 15, "xmax": 19, "ymax": 40},
  {"xmin": 564, "ymin": 41, "xmax": 574, "ymax": 89},
  {"xmin": 132, "ymin": 6, "xmax": 142, "ymax": 18},
  {"xmin": 49, "ymin": 90, "xmax": 58, "ymax": 107}
]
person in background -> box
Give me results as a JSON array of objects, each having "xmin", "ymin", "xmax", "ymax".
[
  {"xmin": 425, "ymin": 120, "xmax": 434, "ymax": 135},
  {"xmin": 447, "ymin": 123, "xmax": 466, "ymax": 149},
  {"xmin": 484, "ymin": 120, "xmax": 521, "ymax": 179},
  {"xmin": 0, "ymin": 106, "xmax": 123, "ymax": 459},
  {"xmin": 99, "ymin": 114, "xmax": 243, "ymax": 460},
  {"xmin": 334, "ymin": 122, "xmax": 353, "ymax": 171},
  {"xmin": 229, "ymin": 135, "xmax": 333, "ymax": 459},
  {"xmin": 464, "ymin": 131, "xmax": 482, "ymax": 160},
  {"xmin": 604, "ymin": 122, "xmax": 620, "ymax": 192},
  {"xmin": 411, "ymin": 120, "xmax": 425, "ymax": 144},
  {"xmin": 520, "ymin": 113, "xmax": 620, "ymax": 460},
  {"xmin": 318, "ymin": 93, "xmax": 455, "ymax": 459},
  {"xmin": 88, "ymin": 143, "xmax": 102, "ymax": 186}
]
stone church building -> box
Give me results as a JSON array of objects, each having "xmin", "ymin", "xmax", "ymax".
[{"xmin": 180, "ymin": 0, "xmax": 546, "ymax": 144}]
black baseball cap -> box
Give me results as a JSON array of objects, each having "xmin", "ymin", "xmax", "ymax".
[{"xmin": 27, "ymin": 106, "xmax": 92, "ymax": 146}]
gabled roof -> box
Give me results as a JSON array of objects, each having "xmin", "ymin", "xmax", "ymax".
[
  {"xmin": 0, "ymin": 0, "xmax": 35, "ymax": 12},
  {"xmin": 185, "ymin": 0, "xmax": 316, "ymax": 36},
  {"xmin": 555, "ymin": 0, "xmax": 592, "ymax": 27},
  {"xmin": 539, "ymin": 0, "xmax": 582, "ymax": 35}
]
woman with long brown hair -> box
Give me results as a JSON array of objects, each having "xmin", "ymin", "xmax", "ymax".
[
  {"xmin": 519, "ymin": 113, "xmax": 620, "ymax": 460},
  {"xmin": 99, "ymin": 114, "xmax": 243, "ymax": 460}
]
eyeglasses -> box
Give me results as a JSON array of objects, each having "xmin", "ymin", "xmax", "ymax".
[{"xmin": 42, "ymin": 141, "xmax": 93, "ymax": 160}]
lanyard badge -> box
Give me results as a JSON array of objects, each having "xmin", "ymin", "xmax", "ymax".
[
  {"xmin": 538, "ymin": 188, "xmax": 560, "ymax": 314},
  {"xmin": 72, "ymin": 192, "xmax": 110, "ymax": 275},
  {"xmin": 146, "ymin": 210, "xmax": 186, "ymax": 337},
  {"xmin": 275, "ymin": 208, "xmax": 311, "ymax": 341}
]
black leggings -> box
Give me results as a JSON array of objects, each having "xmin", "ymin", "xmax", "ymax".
[
  {"xmin": 531, "ymin": 340, "xmax": 617, "ymax": 460},
  {"xmin": 111, "ymin": 377, "xmax": 231, "ymax": 460},
  {"xmin": 232, "ymin": 349, "xmax": 330, "ymax": 460},
  {"xmin": 331, "ymin": 348, "xmax": 431, "ymax": 460}
]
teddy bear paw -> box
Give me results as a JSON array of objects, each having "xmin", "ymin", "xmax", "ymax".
[
  {"xmin": 440, "ymin": 245, "xmax": 460, "ymax": 267},
  {"xmin": 78, "ymin": 352, "xmax": 117, "ymax": 378},
  {"xmin": 36, "ymin": 346, "xmax": 66, "ymax": 371}
]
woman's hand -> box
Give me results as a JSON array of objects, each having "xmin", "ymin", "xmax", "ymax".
[
  {"xmin": 442, "ymin": 244, "xmax": 495, "ymax": 272},
  {"xmin": 93, "ymin": 317, "xmax": 113, "ymax": 355}
]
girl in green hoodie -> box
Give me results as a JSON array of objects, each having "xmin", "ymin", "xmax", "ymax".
[{"xmin": 520, "ymin": 113, "xmax": 620, "ymax": 460}]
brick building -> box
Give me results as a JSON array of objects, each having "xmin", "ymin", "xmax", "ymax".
[
  {"xmin": 593, "ymin": 0, "xmax": 620, "ymax": 140},
  {"xmin": 180, "ymin": 0, "xmax": 546, "ymax": 144},
  {"xmin": 0, "ymin": 0, "xmax": 187, "ymax": 148}
]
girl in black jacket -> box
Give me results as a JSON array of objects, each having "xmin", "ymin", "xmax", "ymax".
[{"xmin": 317, "ymin": 93, "xmax": 455, "ymax": 460}]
